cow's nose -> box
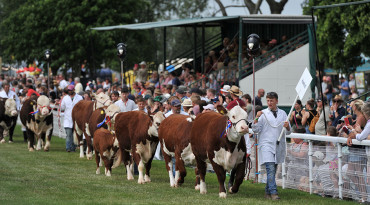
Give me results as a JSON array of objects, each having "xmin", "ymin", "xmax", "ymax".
[
  {"xmin": 11, "ymin": 110, "xmax": 17, "ymax": 116},
  {"xmin": 240, "ymin": 125, "xmax": 249, "ymax": 133}
]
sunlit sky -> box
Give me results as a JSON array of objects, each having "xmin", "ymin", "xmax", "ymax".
[{"xmin": 207, "ymin": 0, "xmax": 305, "ymax": 16}]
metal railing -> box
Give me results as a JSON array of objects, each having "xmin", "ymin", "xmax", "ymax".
[
  {"xmin": 239, "ymin": 30, "xmax": 309, "ymax": 80},
  {"xmin": 247, "ymin": 131, "xmax": 370, "ymax": 202}
]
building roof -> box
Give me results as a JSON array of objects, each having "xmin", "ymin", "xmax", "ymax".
[{"xmin": 92, "ymin": 15, "xmax": 313, "ymax": 31}]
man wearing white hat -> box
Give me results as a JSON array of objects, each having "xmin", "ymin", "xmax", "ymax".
[{"xmin": 134, "ymin": 61, "xmax": 148, "ymax": 82}]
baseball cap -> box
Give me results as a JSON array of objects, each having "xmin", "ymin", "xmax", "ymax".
[
  {"xmin": 67, "ymin": 84, "xmax": 75, "ymax": 91},
  {"xmin": 203, "ymin": 104, "xmax": 215, "ymax": 110},
  {"xmin": 176, "ymin": 88, "xmax": 185, "ymax": 95},
  {"xmin": 171, "ymin": 99, "xmax": 181, "ymax": 107}
]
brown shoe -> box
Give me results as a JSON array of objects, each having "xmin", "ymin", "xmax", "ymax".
[
  {"xmin": 271, "ymin": 194, "xmax": 280, "ymax": 200},
  {"xmin": 264, "ymin": 193, "xmax": 271, "ymax": 199}
]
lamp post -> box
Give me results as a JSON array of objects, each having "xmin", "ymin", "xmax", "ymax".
[
  {"xmin": 44, "ymin": 49, "xmax": 51, "ymax": 97},
  {"xmin": 116, "ymin": 43, "xmax": 127, "ymax": 89},
  {"xmin": 246, "ymin": 33, "xmax": 260, "ymax": 184}
]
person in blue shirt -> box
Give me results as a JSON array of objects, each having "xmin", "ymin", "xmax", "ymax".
[{"xmin": 338, "ymin": 77, "xmax": 350, "ymax": 102}]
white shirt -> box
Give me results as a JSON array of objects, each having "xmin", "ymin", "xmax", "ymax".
[
  {"xmin": 133, "ymin": 107, "xmax": 148, "ymax": 113},
  {"xmin": 59, "ymin": 80, "xmax": 69, "ymax": 90},
  {"xmin": 60, "ymin": 94, "xmax": 83, "ymax": 128},
  {"xmin": 252, "ymin": 108, "xmax": 291, "ymax": 165},
  {"xmin": 115, "ymin": 99, "xmax": 137, "ymax": 112},
  {"xmin": 164, "ymin": 110, "xmax": 189, "ymax": 118},
  {"xmin": 74, "ymin": 83, "xmax": 83, "ymax": 93},
  {"xmin": 0, "ymin": 90, "xmax": 21, "ymax": 110}
]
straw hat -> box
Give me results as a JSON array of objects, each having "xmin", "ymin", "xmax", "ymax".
[
  {"xmin": 181, "ymin": 99, "xmax": 193, "ymax": 107},
  {"xmin": 228, "ymin": 85, "xmax": 243, "ymax": 96},
  {"xmin": 154, "ymin": 88, "xmax": 162, "ymax": 95}
]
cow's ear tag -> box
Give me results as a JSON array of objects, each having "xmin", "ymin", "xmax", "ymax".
[
  {"xmin": 101, "ymin": 110, "xmax": 104, "ymax": 115},
  {"xmin": 219, "ymin": 110, "xmax": 224, "ymax": 114},
  {"xmin": 30, "ymin": 102, "xmax": 33, "ymax": 105}
]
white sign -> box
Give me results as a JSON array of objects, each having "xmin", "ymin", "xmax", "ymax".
[{"xmin": 295, "ymin": 67, "xmax": 313, "ymax": 100}]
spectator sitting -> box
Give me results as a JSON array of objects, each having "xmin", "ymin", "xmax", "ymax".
[
  {"xmin": 133, "ymin": 96, "xmax": 148, "ymax": 113},
  {"xmin": 181, "ymin": 99, "xmax": 193, "ymax": 114},
  {"xmin": 202, "ymin": 103, "xmax": 215, "ymax": 113},
  {"xmin": 226, "ymin": 86, "xmax": 246, "ymax": 111}
]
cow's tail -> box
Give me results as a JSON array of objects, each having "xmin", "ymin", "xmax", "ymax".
[
  {"xmin": 112, "ymin": 149, "xmax": 122, "ymax": 169},
  {"xmin": 73, "ymin": 121, "xmax": 79, "ymax": 145}
]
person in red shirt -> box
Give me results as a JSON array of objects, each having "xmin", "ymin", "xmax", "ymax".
[
  {"xmin": 226, "ymin": 85, "xmax": 246, "ymax": 110},
  {"xmin": 25, "ymin": 85, "xmax": 40, "ymax": 98}
]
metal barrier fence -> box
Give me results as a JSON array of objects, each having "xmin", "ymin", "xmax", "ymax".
[{"xmin": 248, "ymin": 132, "xmax": 370, "ymax": 202}]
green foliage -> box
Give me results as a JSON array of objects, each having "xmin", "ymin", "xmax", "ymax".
[
  {"xmin": 0, "ymin": 0, "xmax": 154, "ymax": 76},
  {"xmin": 0, "ymin": 125, "xmax": 357, "ymax": 204},
  {"xmin": 302, "ymin": 0, "xmax": 370, "ymax": 72}
]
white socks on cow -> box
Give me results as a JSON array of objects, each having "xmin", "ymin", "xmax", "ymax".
[
  {"xmin": 138, "ymin": 161, "xmax": 145, "ymax": 184},
  {"xmin": 79, "ymin": 143, "xmax": 84, "ymax": 158},
  {"xmin": 200, "ymin": 180, "xmax": 207, "ymax": 194},
  {"xmin": 126, "ymin": 164, "xmax": 134, "ymax": 180}
]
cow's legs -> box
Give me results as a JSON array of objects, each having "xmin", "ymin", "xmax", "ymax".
[
  {"xmin": 175, "ymin": 153, "xmax": 186, "ymax": 187},
  {"xmin": 73, "ymin": 121, "xmax": 83, "ymax": 157},
  {"xmin": 229, "ymin": 162, "xmax": 246, "ymax": 194},
  {"xmin": 44, "ymin": 127, "xmax": 52, "ymax": 151},
  {"xmin": 0, "ymin": 127, "xmax": 5, "ymax": 143},
  {"xmin": 85, "ymin": 135, "xmax": 93, "ymax": 160},
  {"xmin": 144, "ymin": 156, "xmax": 154, "ymax": 183},
  {"xmin": 8, "ymin": 120, "xmax": 16, "ymax": 142},
  {"xmin": 210, "ymin": 161, "xmax": 227, "ymax": 198},
  {"xmin": 132, "ymin": 150, "xmax": 144, "ymax": 184},
  {"xmin": 161, "ymin": 143, "xmax": 175, "ymax": 187},
  {"xmin": 95, "ymin": 152, "xmax": 101, "ymax": 174},
  {"xmin": 195, "ymin": 157, "xmax": 207, "ymax": 194},
  {"xmin": 194, "ymin": 168, "xmax": 200, "ymax": 190},
  {"xmin": 27, "ymin": 129, "xmax": 35, "ymax": 151},
  {"xmin": 36, "ymin": 136, "xmax": 42, "ymax": 150},
  {"xmin": 101, "ymin": 155, "xmax": 111, "ymax": 176}
]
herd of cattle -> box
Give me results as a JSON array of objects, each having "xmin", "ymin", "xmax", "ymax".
[{"xmin": 1, "ymin": 94, "xmax": 250, "ymax": 198}]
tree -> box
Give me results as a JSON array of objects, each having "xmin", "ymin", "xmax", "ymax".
[
  {"xmin": 212, "ymin": 0, "xmax": 288, "ymax": 16},
  {"xmin": 302, "ymin": 0, "xmax": 370, "ymax": 72},
  {"xmin": 0, "ymin": 0, "xmax": 155, "ymax": 76}
]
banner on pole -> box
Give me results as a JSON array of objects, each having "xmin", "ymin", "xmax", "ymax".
[{"xmin": 295, "ymin": 67, "xmax": 313, "ymax": 100}]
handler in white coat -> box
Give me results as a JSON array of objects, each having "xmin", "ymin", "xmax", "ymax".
[{"xmin": 252, "ymin": 91, "xmax": 291, "ymax": 200}]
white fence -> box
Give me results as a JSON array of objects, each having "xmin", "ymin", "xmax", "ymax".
[{"xmin": 249, "ymin": 132, "xmax": 370, "ymax": 202}]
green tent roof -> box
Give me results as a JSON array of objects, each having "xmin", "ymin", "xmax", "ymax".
[{"xmin": 92, "ymin": 16, "xmax": 240, "ymax": 31}]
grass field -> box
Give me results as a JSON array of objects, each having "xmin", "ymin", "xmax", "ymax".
[{"xmin": 0, "ymin": 125, "xmax": 357, "ymax": 205}]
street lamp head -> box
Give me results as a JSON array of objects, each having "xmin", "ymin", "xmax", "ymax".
[
  {"xmin": 116, "ymin": 43, "xmax": 127, "ymax": 60},
  {"xmin": 44, "ymin": 49, "xmax": 51, "ymax": 61},
  {"xmin": 246, "ymin": 34, "xmax": 260, "ymax": 57}
]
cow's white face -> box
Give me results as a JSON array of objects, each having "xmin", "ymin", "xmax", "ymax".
[
  {"xmin": 227, "ymin": 105, "xmax": 248, "ymax": 142},
  {"xmin": 148, "ymin": 111, "xmax": 165, "ymax": 137},
  {"xmin": 105, "ymin": 104, "xmax": 120, "ymax": 122},
  {"xmin": 5, "ymin": 98, "xmax": 17, "ymax": 117},
  {"xmin": 37, "ymin": 95, "xmax": 51, "ymax": 116},
  {"xmin": 95, "ymin": 93, "xmax": 112, "ymax": 109}
]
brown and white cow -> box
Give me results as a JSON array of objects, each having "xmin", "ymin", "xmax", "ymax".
[
  {"xmin": 86, "ymin": 104, "xmax": 120, "ymax": 160},
  {"xmin": 114, "ymin": 111, "xmax": 165, "ymax": 184},
  {"xmin": 190, "ymin": 105, "xmax": 248, "ymax": 198},
  {"xmin": 72, "ymin": 92, "xmax": 111, "ymax": 158},
  {"xmin": 0, "ymin": 98, "xmax": 18, "ymax": 143},
  {"xmin": 158, "ymin": 114, "xmax": 197, "ymax": 188},
  {"xmin": 93, "ymin": 128, "xmax": 119, "ymax": 176},
  {"xmin": 20, "ymin": 95, "xmax": 53, "ymax": 151}
]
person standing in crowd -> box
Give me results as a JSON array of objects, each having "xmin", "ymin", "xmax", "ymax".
[
  {"xmin": 60, "ymin": 84, "xmax": 83, "ymax": 152},
  {"xmin": 289, "ymin": 100, "xmax": 303, "ymax": 132},
  {"xmin": 0, "ymin": 81, "xmax": 21, "ymax": 111},
  {"xmin": 58, "ymin": 74, "xmax": 69, "ymax": 90},
  {"xmin": 301, "ymin": 99, "xmax": 318, "ymax": 134},
  {"xmin": 330, "ymin": 95, "xmax": 346, "ymax": 127},
  {"xmin": 324, "ymin": 76, "xmax": 333, "ymax": 105},
  {"xmin": 226, "ymin": 86, "xmax": 246, "ymax": 110},
  {"xmin": 133, "ymin": 96, "xmax": 148, "ymax": 113},
  {"xmin": 254, "ymin": 88, "xmax": 265, "ymax": 107},
  {"xmin": 134, "ymin": 61, "xmax": 148, "ymax": 83},
  {"xmin": 348, "ymin": 74, "xmax": 356, "ymax": 91},
  {"xmin": 74, "ymin": 77, "xmax": 83, "ymax": 94},
  {"xmin": 164, "ymin": 99, "xmax": 188, "ymax": 117},
  {"xmin": 252, "ymin": 92, "xmax": 291, "ymax": 200},
  {"xmin": 110, "ymin": 91, "xmax": 120, "ymax": 103},
  {"xmin": 115, "ymin": 87, "xmax": 136, "ymax": 112},
  {"xmin": 315, "ymin": 96, "xmax": 331, "ymax": 136},
  {"xmin": 338, "ymin": 76, "xmax": 350, "ymax": 102}
]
